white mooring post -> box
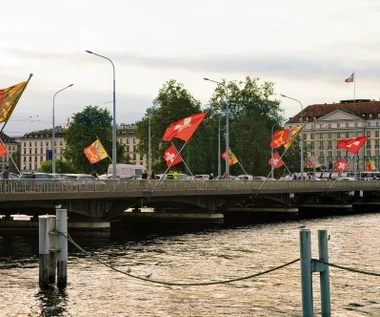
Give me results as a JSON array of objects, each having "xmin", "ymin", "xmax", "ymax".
[
  {"xmin": 56, "ymin": 209, "xmax": 68, "ymax": 288},
  {"xmin": 300, "ymin": 229, "xmax": 313, "ymax": 317},
  {"xmin": 38, "ymin": 215, "xmax": 56, "ymax": 287}
]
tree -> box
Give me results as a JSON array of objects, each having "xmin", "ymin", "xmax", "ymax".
[
  {"xmin": 63, "ymin": 106, "xmax": 125, "ymax": 175},
  {"xmin": 136, "ymin": 80, "xmax": 203, "ymax": 173},
  {"xmin": 207, "ymin": 76, "xmax": 285, "ymax": 176},
  {"xmin": 39, "ymin": 160, "xmax": 75, "ymax": 173}
]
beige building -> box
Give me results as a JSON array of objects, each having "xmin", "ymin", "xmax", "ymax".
[
  {"xmin": 0, "ymin": 132, "xmax": 18, "ymax": 173},
  {"xmin": 285, "ymin": 99, "xmax": 380, "ymax": 172},
  {"xmin": 18, "ymin": 124, "xmax": 144, "ymax": 172}
]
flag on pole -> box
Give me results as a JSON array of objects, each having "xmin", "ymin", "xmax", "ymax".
[
  {"xmin": 268, "ymin": 152, "xmax": 284, "ymax": 169},
  {"xmin": 365, "ymin": 160, "xmax": 376, "ymax": 171},
  {"xmin": 83, "ymin": 139, "xmax": 109, "ymax": 164},
  {"xmin": 337, "ymin": 136, "xmax": 368, "ymax": 154},
  {"xmin": 0, "ymin": 80, "xmax": 30, "ymax": 123},
  {"xmin": 283, "ymin": 126, "xmax": 303, "ymax": 149},
  {"xmin": 270, "ymin": 129, "xmax": 290, "ymax": 149},
  {"xmin": 334, "ymin": 158, "xmax": 349, "ymax": 173},
  {"xmin": 163, "ymin": 145, "xmax": 183, "ymax": 167},
  {"xmin": 0, "ymin": 142, "xmax": 7, "ymax": 156},
  {"xmin": 162, "ymin": 113, "xmax": 207, "ymax": 142},
  {"xmin": 345, "ymin": 72, "xmax": 354, "ymax": 83},
  {"xmin": 306, "ymin": 157, "xmax": 314, "ymax": 169},
  {"xmin": 221, "ymin": 148, "xmax": 239, "ymax": 166}
]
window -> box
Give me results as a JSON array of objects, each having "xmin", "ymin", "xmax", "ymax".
[
  {"xmin": 337, "ymin": 151, "xmax": 341, "ymax": 158},
  {"xmin": 328, "ymin": 133, "xmax": 332, "ymax": 139},
  {"xmin": 368, "ymin": 122, "xmax": 371, "ymax": 127},
  {"xmin": 337, "ymin": 123, "xmax": 340, "ymax": 128},
  {"xmin": 319, "ymin": 141, "xmax": 324, "ymax": 149},
  {"xmin": 376, "ymin": 131, "xmax": 379, "ymax": 138},
  {"xmin": 319, "ymin": 133, "xmax": 323, "ymax": 139},
  {"xmin": 328, "ymin": 141, "xmax": 332, "ymax": 150},
  {"xmin": 311, "ymin": 133, "xmax": 314, "ymax": 140},
  {"xmin": 376, "ymin": 140, "xmax": 380, "ymax": 149},
  {"xmin": 345, "ymin": 123, "xmax": 349, "ymax": 128},
  {"xmin": 346, "ymin": 132, "xmax": 350, "ymax": 138},
  {"xmin": 337, "ymin": 132, "xmax": 341, "ymax": 138}
]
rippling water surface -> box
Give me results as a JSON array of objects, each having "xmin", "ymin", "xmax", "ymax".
[{"xmin": 1, "ymin": 213, "xmax": 380, "ymax": 316}]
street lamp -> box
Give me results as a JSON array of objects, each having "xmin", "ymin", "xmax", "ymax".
[
  {"xmin": 52, "ymin": 84, "xmax": 73, "ymax": 174},
  {"xmin": 86, "ymin": 50, "xmax": 117, "ymax": 179},
  {"xmin": 281, "ymin": 93, "xmax": 304, "ymax": 180},
  {"xmin": 204, "ymin": 78, "xmax": 230, "ymax": 176},
  {"xmin": 147, "ymin": 109, "xmax": 152, "ymax": 177},
  {"xmin": 271, "ymin": 123, "xmax": 277, "ymax": 179},
  {"xmin": 218, "ymin": 115, "xmax": 222, "ymax": 178}
]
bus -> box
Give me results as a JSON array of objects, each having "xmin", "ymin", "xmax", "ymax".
[{"xmin": 107, "ymin": 164, "xmax": 145, "ymax": 179}]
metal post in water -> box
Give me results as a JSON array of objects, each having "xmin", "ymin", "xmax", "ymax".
[
  {"xmin": 56, "ymin": 209, "xmax": 68, "ymax": 288},
  {"xmin": 300, "ymin": 229, "xmax": 313, "ymax": 317},
  {"xmin": 39, "ymin": 215, "xmax": 56, "ymax": 287},
  {"xmin": 318, "ymin": 230, "xmax": 331, "ymax": 317}
]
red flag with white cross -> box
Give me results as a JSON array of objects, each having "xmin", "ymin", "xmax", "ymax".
[
  {"xmin": 163, "ymin": 145, "xmax": 183, "ymax": 167},
  {"xmin": 162, "ymin": 113, "xmax": 207, "ymax": 142}
]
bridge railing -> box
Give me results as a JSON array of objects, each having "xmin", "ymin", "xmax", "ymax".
[{"xmin": 1, "ymin": 179, "xmax": 380, "ymax": 195}]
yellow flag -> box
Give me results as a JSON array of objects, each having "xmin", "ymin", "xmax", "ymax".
[
  {"xmin": 283, "ymin": 126, "xmax": 303, "ymax": 149},
  {"xmin": 0, "ymin": 81, "xmax": 28, "ymax": 123},
  {"xmin": 83, "ymin": 139, "xmax": 109, "ymax": 164}
]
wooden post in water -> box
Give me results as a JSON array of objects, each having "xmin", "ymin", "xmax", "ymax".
[
  {"xmin": 318, "ymin": 230, "xmax": 331, "ymax": 317},
  {"xmin": 56, "ymin": 209, "xmax": 68, "ymax": 288},
  {"xmin": 300, "ymin": 229, "xmax": 313, "ymax": 317},
  {"xmin": 38, "ymin": 215, "xmax": 56, "ymax": 287}
]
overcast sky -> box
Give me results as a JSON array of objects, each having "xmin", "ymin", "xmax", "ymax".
[{"xmin": 1, "ymin": 0, "xmax": 379, "ymax": 137}]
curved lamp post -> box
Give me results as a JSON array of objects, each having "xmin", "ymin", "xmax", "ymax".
[
  {"xmin": 281, "ymin": 93, "xmax": 304, "ymax": 180},
  {"xmin": 52, "ymin": 84, "xmax": 73, "ymax": 174},
  {"xmin": 86, "ymin": 50, "xmax": 117, "ymax": 179},
  {"xmin": 204, "ymin": 78, "xmax": 230, "ymax": 176}
]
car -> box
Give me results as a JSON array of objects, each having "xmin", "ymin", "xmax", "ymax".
[
  {"xmin": 237, "ymin": 174, "xmax": 253, "ymax": 181},
  {"xmin": 62, "ymin": 174, "xmax": 106, "ymax": 189},
  {"xmin": 193, "ymin": 174, "xmax": 210, "ymax": 180},
  {"xmin": 252, "ymin": 176, "xmax": 267, "ymax": 181},
  {"xmin": 157, "ymin": 173, "xmax": 190, "ymax": 180}
]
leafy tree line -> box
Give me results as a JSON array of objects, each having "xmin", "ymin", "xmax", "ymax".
[{"xmin": 42, "ymin": 77, "xmax": 301, "ymax": 178}]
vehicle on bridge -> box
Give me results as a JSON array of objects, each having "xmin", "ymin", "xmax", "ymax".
[{"xmin": 108, "ymin": 164, "xmax": 145, "ymax": 179}]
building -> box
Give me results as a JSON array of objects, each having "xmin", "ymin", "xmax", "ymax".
[
  {"xmin": 285, "ymin": 99, "xmax": 380, "ymax": 172},
  {"xmin": 18, "ymin": 124, "xmax": 145, "ymax": 172}
]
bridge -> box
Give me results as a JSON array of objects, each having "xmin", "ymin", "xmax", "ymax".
[{"xmin": 1, "ymin": 179, "xmax": 380, "ymax": 224}]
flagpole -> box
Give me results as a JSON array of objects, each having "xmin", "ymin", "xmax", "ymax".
[
  {"xmin": 329, "ymin": 155, "xmax": 355, "ymax": 189},
  {"xmin": 150, "ymin": 142, "xmax": 188, "ymax": 194},
  {"xmin": 0, "ymin": 73, "xmax": 33, "ymax": 134},
  {"xmin": 170, "ymin": 142, "xmax": 193, "ymax": 177}
]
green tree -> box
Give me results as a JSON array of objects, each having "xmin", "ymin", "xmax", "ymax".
[
  {"xmin": 207, "ymin": 76, "xmax": 285, "ymax": 176},
  {"xmin": 136, "ymin": 80, "xmax": 203, "ymax": 173},
  {"xmin": 39, "ymin": 160, "xmax": 75, "ymax": 173},
  {"xmin": 63, "ymin": 106, "xmax": 125, "ymax": 175}
]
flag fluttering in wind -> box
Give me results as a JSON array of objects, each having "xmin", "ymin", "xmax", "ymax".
[
  {"xmin": 306, "ymin": 157, "xmax": 314, "ymax": 169},
  {"xmin": 366, "ymin": 160, "xmax": 376, "ymax": 171},
  {"xmin": 221, "ymin": 148, "xmax": 239, "ymax": 166},
  {"xmin": 334, "ymin": 158, "xmax": 349, "ymax": 173},
  {"xmin": 345, "ymin": 72, "xmax": 355, "ymax": 83},
  {"xmin": 0, "ymin": 142, "xmax": 7, "ymax": 156},
  {"xmin": 162, "ymin": 113, "xmax": 207, "ymax": 142},
  {"xmin": 268, "ymin": 152, "xmax": 284, "ymax": 169},
  {"xmin": 0, "ymin": 79, "xmax": 30, "ymax": 123},
  {"xmin": 163, "ymin": 145, "xmax": 183, "ymax": 167},
  {"xmin": 270, "ymin": 130, "xmax": 290, "ymax": 149},
  {"xmin": 337, "ymin": 136, "xmax": 368, "ymax": 154},
  {"xmin": 283, "ymin": 126, "xmax": 303, "ymax": 149},
  {"xmin": 83, "ymin": 139, "xmax": 109, "ymax": 164}
]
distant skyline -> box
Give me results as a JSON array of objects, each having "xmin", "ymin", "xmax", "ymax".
[{"xmin": 1, "ymin": 0, "xmax": 379, "ymax": 137}]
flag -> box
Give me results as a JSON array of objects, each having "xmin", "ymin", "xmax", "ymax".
[
  {"xmin": 65, "ymin": 117, "xmax": 71, "ymax": 128},
  {"xmin": 337, "ymin": 136, "xmax": 368, "ymax": 154},
  {"xmin": 268, "ymin": 152, "xmax": 284, "ymax": 169},
  {"xmin": 221, "ymin": 148, "xmax": 239, "ymax": 166},
  {"xmin": 162, "ymin": 113, "xmax": 207, "ymax": 142},
  {"xmin": 345, "ymin": 72, "xmax": 354, "ymax": 83},
  {"xmin": 0, "ymin": 80, "xmax": 29, "ymax": 123},
  {"xmin": 334, "ymin": 158, "xmax": 349, "ymax": 173},
  {"xmin": 283, "ymin": 126, "xmax": 303, "ymax": 149},
  {"xmin": 163, "ymin": 145, "xmax": 183, "ymax": 167},
  {"xmin": 0, "ymin": 142, "xmax": 7, "ymax": 156},
  {"xmin": 306, "ymin": 157, "xmax": 314, "ymax": 169},
  {"xmin": 270, "ymin": 129, "xmax": 290, "ymax": 149},
  {"xmin": 83, "ymin": 139, "xmax": 109, "ymax": 164},
  {"xmin": 365, "ymin": 160, "xmax": 376, "ymax": 171}
]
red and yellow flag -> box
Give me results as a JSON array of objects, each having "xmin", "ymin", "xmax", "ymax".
[
  {"xmin": 0, "ymin": 142, "xmax": 7, "ymax": 156},
  {"xmin": 83, "ymin": 139, "xmax": 109, "ymax": 164},
  {"xmin": 221, "ymin": 148, "xmax": 239, "ymax": 166},
  {"xmin": 365, "ymin": 160, "xmax": 376, "ymax": 171},
  {"xmin": 270, "ymin": 130, "xmax": 289, "ymax": 149},
  {"xmin": 283, "ymin": 126, "xmax": 303, "ymax": 149},
  {"xmin": 0, "ymin": 80, "xmax": 29, "ymax": 123}
]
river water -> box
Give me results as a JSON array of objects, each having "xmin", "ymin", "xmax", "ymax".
[{"xmin": 1, "ymin": 213, "xmax": 380, "ymax": 317}]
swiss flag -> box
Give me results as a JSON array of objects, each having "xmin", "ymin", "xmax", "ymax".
[
  {"xmin": 337, "ymin": 136, "xmax": 368, "ymax": 154},
  {"xmin": 334, "ymin": 158, "xmax": 349, "ymax": 173},
  {"xmin": 268, "ymin": 152, "xmax": 284, "ymax": 169},
  {"xmin": 345, "ymin": 72, "xmax": 354, "ymax": 83},
  {"xmin": 163, "ymin": 145, "xmax": 183, "ymax": 167},
  {"xmin": 162, "ymin": 113, "xmax": 207, "ymax": 142}
]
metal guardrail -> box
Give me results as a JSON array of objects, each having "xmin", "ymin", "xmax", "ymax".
[{"xmin": 1, "ymin": 179, "xmax": 380, "ymax": 196}]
